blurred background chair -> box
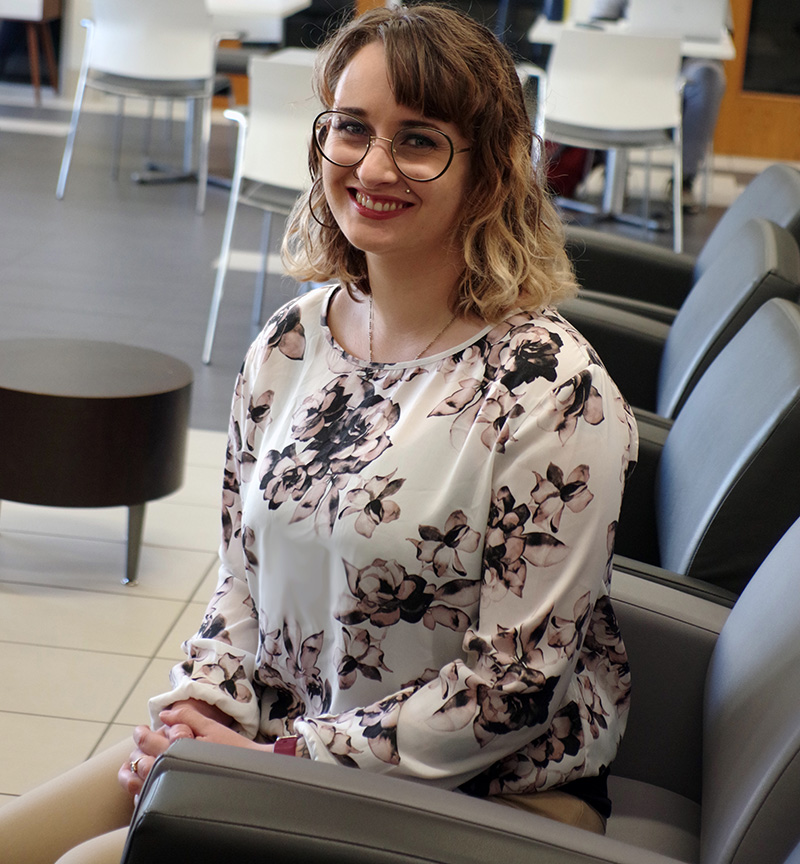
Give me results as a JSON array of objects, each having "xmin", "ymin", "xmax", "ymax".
[
  {"xmin": 614, "ymin": 297, "xmax": 800, "ymax": 596},
  {"xmin": 202, "ymin": 48, "xmax": 318, "ymax": 366},
  {"xmin": 0, "ymin": 0, "xmax": 61, "ymax": 105},
  {"xmin": 560, "ymin": 218, "xmax": 800, "ymax": 418},
  {"xmin": 566, "ymin": 162, "xmax": 800, "ymax": 310},
  {"xmin": 56, "ymin": 0, "xmax": 223, "ymax": 214},
  {"xmin": 205, "ymin": 0, "xmax": 315, "ymax": 89},
  {"xmin": 539, "ymin": 28, "xmax": 685, "ymax": 252},
  {"xmin": 120, "ymin": 514, "xmax": 800, "ymax": 864}
]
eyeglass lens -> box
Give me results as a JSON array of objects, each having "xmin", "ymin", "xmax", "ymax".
[{"xmin": 314, "ymin": 111, "xmax": 455, "ymax": 182}]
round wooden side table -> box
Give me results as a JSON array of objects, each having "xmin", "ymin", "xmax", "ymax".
[{"xmin": 0, "ymin": 339, "xmax": 193, "ymax": 584}]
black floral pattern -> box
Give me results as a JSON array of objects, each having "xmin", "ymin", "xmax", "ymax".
[
  {"xmin": 430, "ymin": 316, "xmax": 565, "ymax": 451},
  {"xmin": 337, "ymin": 627, "xmax": 391, "ymax": 689},
  {"xmin": 192, "ymin": 652, "xmax": 253, "ymax": 703},
  {"xmin": 538, "ymin": 370, "xmax": 604, "ymax": 445},
  {"xmin": 337, "ymin": 558, "xmax": 434, "ymax": 628},
  {"xmin": 410, "ymin": 510, "xmax": 481, "ymax": 578},
  {"xmin": 530, "ymin": 463, "xmax": 594, "ymax": 534},
  {"xmin": 254, "ymin": 622, "xmax": 332, "ymax": 738},
  {"xmin": 251, "ymin": 374, "xmax": 402, "ymax": 533},
  {"xmin": 339, "ymin": 470, "xmax": 405, "ymax": 538}
]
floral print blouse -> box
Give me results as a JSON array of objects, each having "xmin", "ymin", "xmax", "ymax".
[{"xmin": 149, "ymin": 285, "xmax": 638, "ymax": 797}]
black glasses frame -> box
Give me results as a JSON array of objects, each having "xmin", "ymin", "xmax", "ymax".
[{"xmin": 312, "ymin": 110, "xmax": 470, "ymax": 183}]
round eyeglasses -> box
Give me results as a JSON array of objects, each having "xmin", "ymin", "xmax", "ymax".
[{"xmin": 313, "ymin": 110, "xmax": 470, "ymax": 183}]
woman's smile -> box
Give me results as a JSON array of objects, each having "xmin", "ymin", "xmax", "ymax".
[{"xmin": 351, "ymin": 189, "xmax": 413, "ymax": 218}]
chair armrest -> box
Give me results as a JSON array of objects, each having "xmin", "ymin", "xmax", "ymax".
[
  {"xmin": 565, "ymin": 226, "xmax": 696, "ymax": 309},
  {"xmin": 123, "ymin": 740, "xmax": 683, "ymax": 864},
  {"xmin": 571, "ymin": 290, "xmax": 679, "ymax": 325},
  {"xmin": 559, "ymin": 296, "xmax": 669, "ymax": 412},
  {"xmin": 612, "ymin": 556, "xmax": 737, "ymax": 608},
  {"xmin": 613, "ymin": 418, "xmax": 668, "ymax": 564},
  {"xmin": 631, "ymin": 407, "xmax": 672, "ymax": 430},
  {"xmin": 609, "ymin": 569, "xmax": 730, "ymax": 802}
]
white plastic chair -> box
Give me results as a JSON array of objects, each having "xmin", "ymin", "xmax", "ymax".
[
  {"xmin": 202, "ymin": 48, "xmax": 318, "ymax": 365},
  {"xmin": 541, "ymin": 28, "xmax": 685, "ymax": 252},
  {"xmin": 55, "ymin": 0, "xmax": 223, "ymax": 214}
]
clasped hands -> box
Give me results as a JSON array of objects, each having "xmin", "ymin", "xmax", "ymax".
[{"xmin": 118, "ymin": 698, "xmax": 274, "ymax": 800}]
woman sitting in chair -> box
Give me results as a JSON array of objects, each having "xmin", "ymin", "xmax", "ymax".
[{"xmin": 0, "ymin": 5, "xmax": 637, "ymax": 861}]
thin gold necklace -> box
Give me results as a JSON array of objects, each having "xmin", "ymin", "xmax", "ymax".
[{"xmin": 368, "ymin": 295, "xmax": 458, "ymax": 363}]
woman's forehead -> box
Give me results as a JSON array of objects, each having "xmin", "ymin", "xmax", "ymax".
[{"xmin": 332, "ymin": 41, "xmax": 465, "ymax": 132}]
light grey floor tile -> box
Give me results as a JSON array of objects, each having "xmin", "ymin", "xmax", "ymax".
[
  {"xmin": 185, "ymin": 429, "xmax": 229, "ymax": 468},
  {"xmin": 0, "ymin": 642, "xmax": 148, "ymax": 721},
  {"xmin": 161, "ymin": 464, "xmax": 224, "ymax": 508},
  {"xmin": 114, "ymin": 658, "xmax": 179, "ymax": 726},
  {"xmin": 95, "ymin": 723, "xmax": 138, "ymax": 756},
  {"xmin": 155, "ymin": 601, "xmax": 208, "ymax": 661},
  {"xmin": 0, "ymin": 532, "xmax": 216, "ymax": 601},
  {"xmin": 0, "ymin": 583, "xmax": 184, "ymax": 656},
  {"xmin": 0, "ymin": 712, "xmax": 109, "ymax": 796},
  {"xmin": 0, "ymin": 501, "xmax": 127, "ymax": 544},
  {"xmin": 0, "ymin": 498, "xmax": 219, "ymax": 553},
  {"xmin": 192, "ymin": 564, "xmax": 221, "ymax": 603},
  {"xmin": 141, "ymin": 500, "xmax": 220, "ymax": 552}
]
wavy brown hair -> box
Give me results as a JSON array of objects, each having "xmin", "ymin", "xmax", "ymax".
[{"xmin": 281, "ymin": 3, "xmax": 577, "ymax": 321}]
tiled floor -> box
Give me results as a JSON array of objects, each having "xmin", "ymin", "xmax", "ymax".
[
  {"xmin": 0, "ymin": 427, "xmax": 226, "ymax": 807},
  {"xmin": 1, "ymin": 77, "xmax": 798, "ymax": 810}
]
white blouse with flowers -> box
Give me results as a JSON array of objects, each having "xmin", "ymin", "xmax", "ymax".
[{"xmin": 149, "ymin": 285, "xmax": 638, "ymax": 798}]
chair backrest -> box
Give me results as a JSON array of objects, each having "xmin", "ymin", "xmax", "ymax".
[
  {"xmin": 657, "ymin": 218, "xmax": 800, "ymax": 418},
  {"xmin": 655, "ymin": 298, "xmax": 800, "ymax": 593},
  {"xmin": 243, "ymin": 49, "xmax": 319, "ymax": 191},
  {"xmin": 544, "ymin": 29, "xmax": 682, "ymax": 133},
  {"xmin": 89, "ymin": 0, "xmax": 217, "ymax": 80},
  {"xmin": 0, "ymin": 0, "xmax": 47, "ymax": 19},
  {"xmin": 701, "ymin": 514, "xmax": 800, "ymax": 864},
  {"xmin": 696, "ymin": 164, "xmax": 800, "ymax": 279},
  {"xmin": 209, "ymin": 14, "xmax": 284, "ymax": 43},
  {"xmin": 566, "ymin": 0, "xmax": 598, "ymax": 22}
]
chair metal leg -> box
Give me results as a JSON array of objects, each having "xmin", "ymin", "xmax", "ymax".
[
  {"xmin": 40, "ymin": 20, "xmax": 59, "ymax": 95},
  {"xmin": 672, "ymin": 126, "xmax": 683, "ymax": 253},
  {"xmin": 184, "ymin": 98, "xmax": 195, "ymax": 174},
  {"xmin": 641, "ymin": 149, "xmax": 652, "ymax": 222},
  {"xmin": 56, "ymin": 20, "xmax": 94, "ymax": 200},
  {"xmin": 143, "ymin": 99, "xmax": 156, "ymax": 157},
  {"xmin": 195, "ymin": 92, "xmax": 213, "ymax": 215},
  {"xmin": 603, "ymin": 149, "xmax": 628, "ymax": 215},
  {"xmin": 202, "ymin": 116, "xmax": 248, "ymax": 364},
  {"xmin": 699, "ymin": 141, "xmax": 713, "ymax": 211},
  {"xmin": 123, "ymin": 503, "xmax": 146, "ymax": 586},
  {"xmin": 252, "ymin": 210, "xmax": 273, "ymax": 335},
  {"xmin": 25, "ymin": 22, "xmax": 41, "ymax": 107},
  {"xmin": 112, "ymin": 95, "xmax": 125, "ymax": 181}
]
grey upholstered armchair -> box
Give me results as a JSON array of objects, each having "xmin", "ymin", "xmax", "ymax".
[{"xmin": 121, "ymin": 512, "xmax": 800, "ymax": 864}]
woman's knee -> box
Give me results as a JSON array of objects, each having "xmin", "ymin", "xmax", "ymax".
[{"xmin": 55, "ymin": 827, "xmax": 129, "ymax": 864}]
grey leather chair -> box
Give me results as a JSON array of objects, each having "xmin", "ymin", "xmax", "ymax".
[
  {"xmin": 565, "ymin": 162, "xmax": 800, "ymax": 312},
  {"xmin": 559, "ymin": 218, "xmax": 800, "ymax": 418},
  {"xmin": 121, "ymin": 513, "xmax": 800, "ymax": 864},
  {"xmin": 613, "ymin": 297, "xmax": 800, "ymax": 596}
]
